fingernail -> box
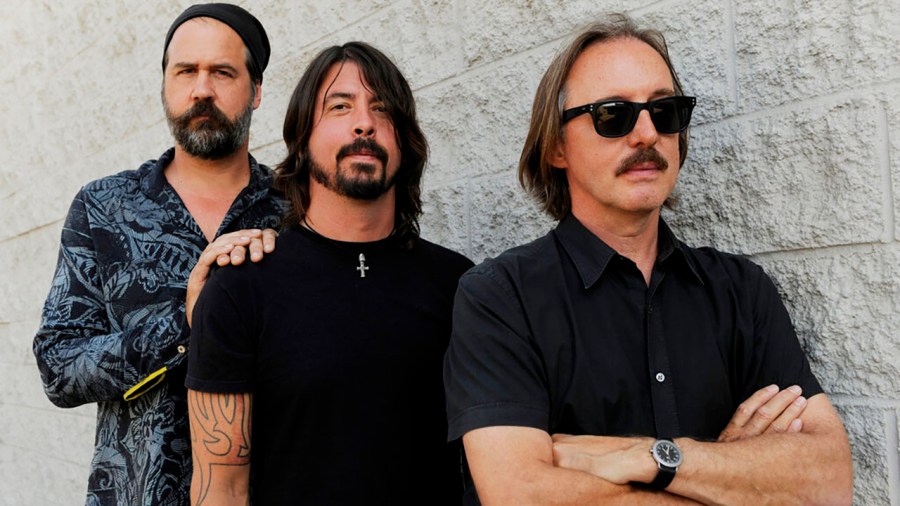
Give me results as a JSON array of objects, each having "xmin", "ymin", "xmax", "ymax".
[
  {"xmin": 794, "ymin": 396, "xmax": 806, "ymax": 406},
  {"xmin": 789, "ymin": 385, "xmax": 802, "ymax": 395},
  {"xmin": 766, "ymin": 384, "xmax": 779, "ymax": 393}
]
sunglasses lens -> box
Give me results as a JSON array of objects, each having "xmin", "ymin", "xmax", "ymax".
[
  {"xmin": 650, "ymin": 98, "xmax": 692, "ymax": 133},
  {"xmin": 594, "ymin": 103, "xmax": 636, "ymax": 137}
]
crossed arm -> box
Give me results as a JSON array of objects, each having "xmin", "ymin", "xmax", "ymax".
[
  {"xmin": 464, "ymin": 386, "xmax": 852, "ymax": 505},
  {"xmin": 188, "ymin": 390, "xmax": 253, "ymax": 506}
]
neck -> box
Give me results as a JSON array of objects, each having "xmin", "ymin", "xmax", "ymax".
[
  {"xmin": 304, "ymin": 181, "xmax": 396, "ymax": 242},
  {"xmin": 165, "ymin": 144, "xmax": 252, "ymax": 194},
  {"xmin": 572, "ymin": 205, "xmax": 661, "ymax": 285}
]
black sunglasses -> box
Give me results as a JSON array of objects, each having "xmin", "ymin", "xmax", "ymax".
[{"xmin": 562, "ymin": 96, "xmax": 696, "ymax": 138}]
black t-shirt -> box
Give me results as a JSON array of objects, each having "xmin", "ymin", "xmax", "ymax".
[
  {"xmin": 187, "ymin": 226, "xmax": 473, "ymax": 505},
  {"xmin": 445, "ymin": 213, "xmax": 822, "ymax": 445}
]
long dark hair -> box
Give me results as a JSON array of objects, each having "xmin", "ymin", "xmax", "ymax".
[{"xmin": 275, "ymin": 42, "xmax": 427, "ymax": 249}]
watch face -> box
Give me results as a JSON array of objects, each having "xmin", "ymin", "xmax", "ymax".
[{"xmin": 652, "ymin": 440, "xmax": 683, "ymax": 467}]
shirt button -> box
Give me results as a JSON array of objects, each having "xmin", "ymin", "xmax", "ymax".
[
  {"xmin": 655, "ymin": 372, "xmax": 666, "ymax": 382},
  {"xmin": 177, "ymin": 345, "xmax": 187, "ymax": 354}
]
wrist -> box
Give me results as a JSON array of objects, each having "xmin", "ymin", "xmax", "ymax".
[
  {"xmin": 638, "ymin": 438, "xmax": 659, "ymax": 483},
  {"xmin": 647, "ymin": 438, "xmax": 683, "ymax": 490}
]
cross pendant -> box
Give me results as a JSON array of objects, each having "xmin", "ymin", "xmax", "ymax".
[{"xmin": 356, "ymin": 253, "xmax": 369, "ymax": 278}]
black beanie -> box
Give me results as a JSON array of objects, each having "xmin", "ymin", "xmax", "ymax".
[{"xmin": 163, "ymin": 3, "xmax": 270, "ymax": 81}]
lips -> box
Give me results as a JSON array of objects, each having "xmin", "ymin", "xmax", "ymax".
[
  {"xmin": 337, "ymin": 138, "xmax": 388, "ymax": 165},
  {"xmin": 623, "ymin": 161, "xmax": 660, "ymax": 173}
]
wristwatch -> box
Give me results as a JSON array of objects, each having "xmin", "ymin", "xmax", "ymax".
[{"xmin": 649, "ymin": 439, "xmax": 682, "ymax": 489}]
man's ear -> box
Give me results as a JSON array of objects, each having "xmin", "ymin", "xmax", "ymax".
[
  {"xmin": 548, "ymin": 139, "xmax": 568, "ymax": 169},
  {"xmin": 252, "ymin": 83, "xmax": 262, "ymax": 110}
]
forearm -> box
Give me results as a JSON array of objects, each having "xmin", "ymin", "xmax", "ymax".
[
  {"xmin": 189, "ymin": 390, "xmax": 252, "ymax": 505},
  {"xmin": 672, "ymin": 430, "xmax": 851, "ymax": 504},
  {"xmin": 34, "ymin": 312, "xmax": 188, "ymax": 406},
  {"xmin": 480, "ymin": 465, "xmax": 696, "ymax": 505},
  {"xmin": 552, "ymin": 396, "xmax": 851, "ymax": 505},
  {"xmin": 36, "ymin": 193, "xmax": 190, "ymax": 406},
  {"xmin": 465, "ymin": 426, "xmax": 699, "ymax": 506},
  {"xmin": 190, "ymin": 473, "xmax": 249, "ymax": 506}
]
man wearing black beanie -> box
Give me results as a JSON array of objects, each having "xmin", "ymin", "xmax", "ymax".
[{"xmin": 33, "ymin": 4, "xmax": 284, "ymax": 505}]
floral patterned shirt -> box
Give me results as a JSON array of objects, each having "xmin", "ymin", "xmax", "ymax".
[{"xmin": 33, "ymin": 148, "xmax": 286, "ymax": 505}]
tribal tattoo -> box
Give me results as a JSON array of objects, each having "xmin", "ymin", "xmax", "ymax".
[{"xmin": 188, "ymin": 390, "xmax": 252, "ymax": 505}]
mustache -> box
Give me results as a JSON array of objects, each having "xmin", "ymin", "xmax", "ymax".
[
  {"xmin": 336, "ymin": 138, "xmax": 389, "ymax": 166},
  {"xmin": 173, "ymin": 99, "xmax": 230, "ymax": 129},
  {"xmin": 615, "ymin": 148, "xmax": 669, "ymax": 176}
]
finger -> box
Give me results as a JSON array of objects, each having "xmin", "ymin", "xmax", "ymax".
[
  {"xmin": 229, "ymin": 245, "xmax": 248, "ymax": 266},
  {"xmin": 220, "ymin": 229, "xmax": 262, "ymax": 241},
  {"xmin": 765, "ymin": 395, "xmax": 807, "ymax": 434},
  {"xmin": 197, "ymin": 241, "xmax": 234, "ymax": 268},
  {"xmin": 262, "ymin": 228, "xmax": 278, "ymax": 253},
  {"xmin": 248, "ymin": 237, "xmax": 264, "ymax": 262},
  {"xmin": 787, "ymin": 418, "xmax": 803, "ymax": 433},
  {"xmin": 742, "ymin": 385, "xmax": 803, "ymax": 435},
  {"xmin": 729, "ymin": 384, "xmax": 780, "ymax": 428}
]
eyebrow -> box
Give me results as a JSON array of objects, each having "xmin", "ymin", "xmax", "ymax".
[
  {"xmin": 170, "ymin": 62, "xmax": 240, "ymax": 73},
  {"xmin": 323, "ymin": 91, "xmax": 385, "ymax": 105}
]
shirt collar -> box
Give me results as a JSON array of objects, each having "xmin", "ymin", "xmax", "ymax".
[
  {"xmin": 554, "ymin": 213, "xmax": 703, "ymax": 289},
  {"xmin": 140, "ymin": 147, "xmax": 274, "ymax": 201}
]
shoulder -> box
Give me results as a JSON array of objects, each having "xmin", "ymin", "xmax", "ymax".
[
  {"xmin": 680, "ymin": 242, "xmax": 771, "ymax": 292},
  {"xmin": 79, "ymin": 168, "xmax": 143, "ymax": 196},
  {"xmin": 77, "ymin": 157, "xmax": 160, "ymax": 200},
  {"xmin": 410, "ymin": 238, "xmax": 475, "ymax": 282},
  {"xmin": 463, "ymin": 231, "xmax": 558, "ymax": 289},
  {"xmin": 207, "ymin": 227, "xmax": 307, "ymax": 287}
]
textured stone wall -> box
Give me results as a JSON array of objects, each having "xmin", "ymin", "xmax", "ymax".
[{"xmin": 1, "ymin": 0, "xmax": 897, "ymax": 504}]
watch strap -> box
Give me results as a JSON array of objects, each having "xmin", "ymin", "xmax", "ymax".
[{"xmin": 649, "ymin": 463, "xmax": 676, "ymax": 489}]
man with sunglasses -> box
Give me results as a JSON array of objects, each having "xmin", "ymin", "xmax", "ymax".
[{"xmin": 444, "ymin": 14, "xmax": 852, "ymax": 505}]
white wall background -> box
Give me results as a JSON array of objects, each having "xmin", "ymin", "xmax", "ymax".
[{"xmin": 1, "ymin": 0, "xmax": 897, "ymax": 504}]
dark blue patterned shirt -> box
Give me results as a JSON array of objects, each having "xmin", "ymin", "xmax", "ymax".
[{"xmin": 34, "ymin": 148, "xmax": 286, "ymax": 505}]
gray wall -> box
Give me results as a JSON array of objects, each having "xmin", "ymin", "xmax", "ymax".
[{"xmin": 1, "ymin": 0, "xmax": 897, "ymax": 504}]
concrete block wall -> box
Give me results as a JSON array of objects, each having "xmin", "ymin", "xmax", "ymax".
[{"xmin": 0, "ymin": 0, "xmax": 896, "ymax": 503}]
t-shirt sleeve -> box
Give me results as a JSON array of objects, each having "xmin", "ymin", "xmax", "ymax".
[
  {"xmin": 443, "ymin": 266, "xmax": 550, "ymax": 442},
  {"xmin": 741, "ymin": 262, "xmax": 823, "ymax": 400},
  {"xmin": 186, "ymin": 271, "xmax": 256, "ymax": 393}
]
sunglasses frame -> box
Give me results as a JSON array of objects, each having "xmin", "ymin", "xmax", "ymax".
[{"xmin": 562, "ymin": 96, "xmax": 696, "ymax": 138}]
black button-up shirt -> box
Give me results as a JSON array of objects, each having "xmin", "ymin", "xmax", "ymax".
[{"xmin": 445, "ymin": 214, "xmax": 821, "ymax": 443}]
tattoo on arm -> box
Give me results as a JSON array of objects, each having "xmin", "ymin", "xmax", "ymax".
[{"xmin": 188, "ymin": 390, "xmax": 252, "ymax": 505}]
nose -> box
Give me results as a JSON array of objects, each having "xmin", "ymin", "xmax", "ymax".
[
  {"xmin": 191, "ymin": 71, "xmax": 214, "ymax": 101},
  {"xmin": 628, "ymin": 109, "xmax": 659, "ymax": 147},
  {"xmin": 353, "ymin": 107, "xmax": 376, "ymax": 138}
]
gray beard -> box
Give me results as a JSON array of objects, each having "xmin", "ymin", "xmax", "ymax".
[{"xmin": 164, "ymin": 97, "xmax": 253, "ymax": 160}]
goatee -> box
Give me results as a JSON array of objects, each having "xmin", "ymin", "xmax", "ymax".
[{"xmin": 308, "ymin": 137, "xmax": 395, "ymax": 201}]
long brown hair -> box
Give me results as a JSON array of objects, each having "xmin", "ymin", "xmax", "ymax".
[
  {"xmin": 518, "ymin": 13, "xmax": 690, "ymax": 220},
  {"xmin": 275, "ymin": 42, "xmax": 427, "ymax": 249}
]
